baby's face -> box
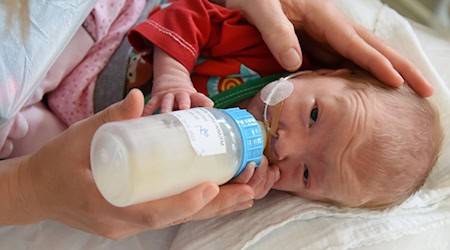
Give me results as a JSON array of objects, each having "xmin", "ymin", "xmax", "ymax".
[{"xmin": 263, "ymin": 71, "xmax": 376, "ymax": 206}]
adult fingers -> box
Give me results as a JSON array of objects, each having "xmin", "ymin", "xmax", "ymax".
[
  {"xmin": 247, "ymin": 158, "xmax": 280, "ymax": 199},
  {"xmin": 308, "ymin": 5, "xmax": 404, "ymax": 88},
  {"xmin": 354, "ymin": 25, "xmax": 434, "ymax": 96},
  {"xmin": 193, "ymin": 199, "xmax": 255, "ymax": 220},
  {"xmin": 117, "ymin": 183, "xmax": 220, "ymax": 229},
  {"xmin": 297, "ymin": 32, "xmax": 343, "ymax": 65},
  {"xmin": 308, "ymin": 3, "xmax": 432, "ymax": 96},
  {"xmin": 230, "ymin": 162, "xmax": 256, "ymax": 184},
  {"xmin": 191, "ymin": 183, "xmax": 255, "ymax": 221},
  {"xmin": 227, "ymin": 0, "xmax": 302, "ymax": 71}
]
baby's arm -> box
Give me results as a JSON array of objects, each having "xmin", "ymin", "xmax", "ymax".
[{"xmin": 144, "ymin": 47, "xmax": 213, "ymax": 115}]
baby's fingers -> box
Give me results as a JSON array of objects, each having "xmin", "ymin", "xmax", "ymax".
[
  {"xmin": 190, "ymin": 93, "xmax": 214, "ymax": 108},
  {"xmin": 175, "ymin": 92, "xmax": 191, "ymax": 110},
  {"xmin": 248, "ymin": 157, "xmax": 280, "ymax": 200},
  {"xmin": 143, "ymin": 96, "xmax": 162, "ymax": 116},
  {"xmin": 230, "ymin": 162, "xmax": 256, "ymax": 184},
  {"xmin": 160, "ymin": 93, "xmax": 176, "ymax": 113},
  {"xmin": 251, "ymin": 167, "xmax": 279, "ymax": 200}
]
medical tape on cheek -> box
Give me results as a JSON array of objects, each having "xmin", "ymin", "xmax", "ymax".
[
  {"xmin": 260, "ymin": 71, "xmax": 311, "ymax": 161},
  {"xmin": 261, "ymin": 80, "xmax": 293, "ymax": 162},
  {"xmin": 260, "ymin": 78, "xmax": 293, "ymax": 106},
  {"xmin": 264, "ymin": 101, "xmax": 284, "ymax": 162}
]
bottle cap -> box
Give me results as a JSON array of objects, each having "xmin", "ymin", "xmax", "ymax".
[{"xmin": 222, "ymin": 108, "xmax": 265, "ymax": 177}]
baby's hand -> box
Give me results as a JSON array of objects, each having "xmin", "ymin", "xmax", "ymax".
[
  {"xmin": 144, "ymin": 83, "xmax": 214, "ymax": 115},
  {"xmin": 144, "ymin": 47, "xmax": 214, "ymax": 115},
  {"xmin": 230, "ymin": 156, "xmax": 280, "ymax": 200}
]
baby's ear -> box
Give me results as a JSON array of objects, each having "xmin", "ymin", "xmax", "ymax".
[{"xmin": 314, "ymin": 69, "xmax": 352, "ymax": 76}]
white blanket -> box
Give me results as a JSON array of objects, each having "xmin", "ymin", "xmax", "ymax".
[
  {"xmin": 0, "ymin": 0, "xmax": 96, "ymax": 148},
  {"xmin": 169, "ymin": 1, "xmax": 450, "ymax": 249}
]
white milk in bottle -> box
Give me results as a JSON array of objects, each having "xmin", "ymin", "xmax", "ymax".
[{"xmin": 90, "ymin": 107, "xmax": 266, "ymax": 207}]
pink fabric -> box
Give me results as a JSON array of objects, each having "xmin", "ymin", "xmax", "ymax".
[
  {"xmin": 0, "ymin": 27, "xmax": 93, "ymax": 159},
  {"xmin": 27, "ymin": 27, "xmax": 95, "ymax": 106},
  {"xmin": 48, "ymin": 0, "xmax": 145, "ymax": 125},
  {"xmin": 1, "ymin": 0, "xmax": 145, "ymax": 158}
]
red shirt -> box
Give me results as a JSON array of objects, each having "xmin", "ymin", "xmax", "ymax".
[{"xmin": 129, "ymin": 0, "xmax": 307, "ymax": 97}]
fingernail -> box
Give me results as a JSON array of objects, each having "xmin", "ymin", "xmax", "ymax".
[
  {"xmin": 274, "ymin": 166, "xmax": 280, "ymax": 181},
  {"xmin": 247, "ymin": 161, "xmax": 256, "ymax": 169},
  {"xmin": 179, "ymin": 104, "xmax": 190, "ymax": 110},
  {"xmin": 280, "ymin": 48, "xmax": 301, "ymax": 71},
  {"xmin": 202, "ymin": 185, "xmax": 219, "ymax": 203},
  {"xmin": 238, "ymin": 192, "xmax": 254, "ymax": 203},
  {"xmin": 393, "ymin": 71, "xmax": 404, "ymax": 86},
  {"xmin": 235, "ymin": 201, "xmax": 254, "ymax": 211}
]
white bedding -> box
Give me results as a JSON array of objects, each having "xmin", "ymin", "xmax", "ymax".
[
  {"xmin": 1, "ymin": 0, "xmax": 450, "ymax": 249},
  {"xmin": 0, "ymin": 0, "xmax": 97, "ymax": 151}
]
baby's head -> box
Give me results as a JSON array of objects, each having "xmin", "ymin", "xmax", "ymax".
[
  {"xmin": 337, "ymin": 70, "xmax": 444, "ymax": 208},
  {"xmin": 259, "ymin": 69, "xmax": 443, "ymax": 209}
]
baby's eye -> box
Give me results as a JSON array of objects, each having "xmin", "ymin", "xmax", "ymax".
[
  {"xmin": 309, "ymin": 106, "xmax": 318, "ymax": 126},
  {"xmin": 303, "ymin": 164, "xmax": 309, "ymax": 185}
]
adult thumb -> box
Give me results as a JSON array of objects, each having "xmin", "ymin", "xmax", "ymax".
[
  {"xmin": 76, "ymin": 89, "xmax": 145, "ymax": 137},
  {"xmin": 227, "ymin": 0, "xmax": 303, "ymax": 71},
  {"xmin": 98, "ymin": 89, "xmax": 144, "ymax": 124}
]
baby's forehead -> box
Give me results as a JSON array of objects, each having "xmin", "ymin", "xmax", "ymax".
[{"xmin": 290, "ymin": 72, "xmax": 364, "ymax": 92}]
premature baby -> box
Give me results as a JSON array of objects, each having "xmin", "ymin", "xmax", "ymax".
[
  {"xmin": 127, "ymin": 0, "xmax": 444, "ymax": 209},
  {"xmin": 244, "ymin": 69, "xmax": 443, "ymax": 209}
]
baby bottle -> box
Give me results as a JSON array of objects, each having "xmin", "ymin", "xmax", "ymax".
[{"xmin": 90, "ymin": 107, "xmax": 266, "ymax": 207}]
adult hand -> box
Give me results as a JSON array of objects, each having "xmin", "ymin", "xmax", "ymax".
[
  {"xmin": 224, "ymin": 0, "xmax": 434, "ymax": 97},
  {"xmin": 15, "ymin": 89, "xmax": 254, "ymax": 239}
]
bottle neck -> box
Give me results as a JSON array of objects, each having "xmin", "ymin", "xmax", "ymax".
[{"xmin": 256, "ymin": 120, "xmax": 267, "ymax": 150}]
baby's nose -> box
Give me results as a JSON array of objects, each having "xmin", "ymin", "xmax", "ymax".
[{"xmin": 273, "ymin": 129, "xmax": 306, "ymax": 161}]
